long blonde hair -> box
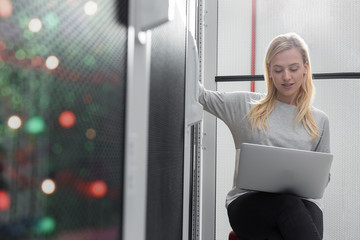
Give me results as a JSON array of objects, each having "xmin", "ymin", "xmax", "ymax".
[{"xmin": 247, "ymin": 33, "xmax": 318, "ymax": 140}]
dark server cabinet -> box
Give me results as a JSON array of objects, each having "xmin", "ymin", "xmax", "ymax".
[{"xmin": 146, "ymin": 7, "xmax": 186, "ymax": 240}]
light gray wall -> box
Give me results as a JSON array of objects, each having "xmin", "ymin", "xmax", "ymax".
[{"xmin": 216, "ymin": 1, "xmax": 360, "ymax": 239}]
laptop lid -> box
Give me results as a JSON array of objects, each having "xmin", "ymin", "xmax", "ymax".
[{"xmin": 237, "ymin": 143, "xmax": 333, "ymax": 199}]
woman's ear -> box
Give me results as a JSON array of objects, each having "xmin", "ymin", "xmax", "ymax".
[
  {"xmin": 304, "ymin": 61, "xmax": 309, "ymax": 74},
  {"xmin": 267, "ymin": 64, "xmax": 273, "ymax": 79}
]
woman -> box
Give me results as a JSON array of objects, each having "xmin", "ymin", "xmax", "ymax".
[{"xmin": 199, "ymin": 33, "xmax": 330, "ymax": 240}]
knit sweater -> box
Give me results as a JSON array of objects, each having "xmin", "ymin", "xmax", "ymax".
[{"xmin": 198, "ymin": 83, "xmax": 331, "ymax": 209}]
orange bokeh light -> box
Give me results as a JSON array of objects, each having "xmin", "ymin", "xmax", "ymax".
[{"xmin": 0, "ymin": 0, "xmax": 13, "ymax": 19}]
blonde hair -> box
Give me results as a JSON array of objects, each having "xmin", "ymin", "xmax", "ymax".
[{"xmin": 247, "ymin": 33, "xmax": 318, "ymax": 140}]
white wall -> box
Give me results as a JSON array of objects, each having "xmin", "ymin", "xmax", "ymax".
[{"xmin": 216, "ymin": 1, "xmax": 360, "ymax": 239}]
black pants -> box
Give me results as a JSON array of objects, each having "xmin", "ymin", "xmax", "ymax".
[{"xmin": 227, "ymin": 192, "xmax": 323, "ymax": 240}]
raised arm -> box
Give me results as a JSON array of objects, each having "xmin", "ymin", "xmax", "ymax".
[{"xmin": 198, "ymin": 81, "xmax": 262, "ymax": 127}]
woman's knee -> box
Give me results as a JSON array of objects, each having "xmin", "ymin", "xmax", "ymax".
[{"xmin": 276, "ymin": 194, "xmax": 310, "ymax": 222}]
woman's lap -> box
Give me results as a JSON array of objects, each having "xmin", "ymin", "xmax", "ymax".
[{"xmin": 227, "ymin": 192, "xmax": 323, "ymax": 240}]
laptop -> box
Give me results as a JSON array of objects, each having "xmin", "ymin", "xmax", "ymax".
[{"xmin": 237, "ymin": 143, "xmax": 333, "ymax": 199}]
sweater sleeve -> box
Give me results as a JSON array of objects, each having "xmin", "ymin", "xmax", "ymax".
[
  {"xmin": 314, "ymin": 115, "xmax": 331, "ymax": 185},
  {"xmin": 314, "ymin": 115, "xmax": 331, "ymax": 153},
  {"xmin": 198, "ymin": 82, "xmax": 249, "ymax": 126}
]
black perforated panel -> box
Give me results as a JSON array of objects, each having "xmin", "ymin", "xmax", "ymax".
[{"xmin": 0, "ymin": 0, "xmax": 127, "ymax": 239}]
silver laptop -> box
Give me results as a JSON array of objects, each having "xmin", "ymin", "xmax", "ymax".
[{"xmin": 237, "ymin": 143, "xmax": 333, "ymax": 199}]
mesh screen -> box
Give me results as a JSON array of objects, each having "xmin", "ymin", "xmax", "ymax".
[{"xmin": 0, "ymin": 0, "xmax": 127, "ymax": 239}]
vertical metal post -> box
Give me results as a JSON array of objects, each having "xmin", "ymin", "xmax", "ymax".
[
  {"xmin": 184, "ymin": 0, "xmax": 203, "ymax": 238},
  {"xmin": 123, "ymin": 25, "xmax": 152, "ymax": 240},
  {"xmin": 123, "ymin": 1, "xmax": 175, "ymax": 240},
  {"xmin": 251, "ymin": 0, "xmax": 257, "ymax": 92},
  {"xmin": 200, "ymin": 0, "xmax": 218, "ymax": 239}
]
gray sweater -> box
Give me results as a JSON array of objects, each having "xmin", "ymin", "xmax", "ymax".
[{"xmin": 199, "ymin": 83, "xmax": 331, "ymax": 209}]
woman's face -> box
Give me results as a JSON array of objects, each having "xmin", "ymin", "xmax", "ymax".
[{"xmin": 269, "ymin": 47, "xmax": 308, "ymax": 105}]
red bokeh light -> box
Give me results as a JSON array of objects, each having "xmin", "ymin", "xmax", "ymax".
[
  {"xmin": 58, "ymin": 111, "xmax": 76, "ymax": 128},
  {"xmin": 89, "ymin": 180, "xmax": 107, "ymax": 198},
  {"xmin": 31, "ymin": 56, "xmax": 42, "ymax": 67},
  {"xmin": 0, "ymin": 190, "xmax": 10, "ymax": 211}
]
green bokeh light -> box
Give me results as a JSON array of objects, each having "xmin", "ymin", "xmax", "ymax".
[
  {"xmin": 35, "ymin": 44, "xmax": 49, "ymax": 56},
  {"xmin": 43, "ymin": 12, "xmax": 60, "ymax": 30},
  {"xmin": 18, "ymin": 15, "xmax": 29, "ymax": 29},
  {"xmin": 15, "ymin": 49, "xmax": 26, "ymax": 60},
  {"xmin": 3, "ymin": 66, "xmax": 12, "ymax": 76},
  {"xmin": 84, "ymin": 55, "xmax": 96, "ymax": 67},
  {"xmin": 23, "ymin": 30, "xmax": 34, "ymax": 40},
  {"xmin": 12, "ymin": 94, "xmax": 22, "ymax": 105},
  {"xmin": 26, "ymin": 48, "xmax": 36, "ymax": 59},
  {"xmin": 35, "ymin": 216, "xmax": 56, "ymax": 234},
  {"xmin": 1, "ymin": 86, "xmax": 12, "ymax": 96},
  {"xmin": 25, "ymin": 116, "xmax": 46, "ymax": 134}
]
